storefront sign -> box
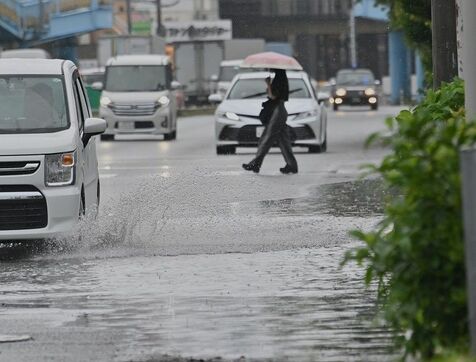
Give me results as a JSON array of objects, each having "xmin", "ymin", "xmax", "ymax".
[{"xmin": 164, "ymin": 20, "xmax": 232, "ymax": 43}]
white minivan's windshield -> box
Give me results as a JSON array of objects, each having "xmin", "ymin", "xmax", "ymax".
[
  {"xmin": 0, "ymin": 76, "xmax": 69, "ymax": 133},
  {"xmin": 105, "ymin": 65, "xmax": 168, "ymax": 92}
]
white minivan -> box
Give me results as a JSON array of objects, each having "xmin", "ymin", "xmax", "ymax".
[
  {"xmin": 0, "ymin": 59, "xmax": 106, "ymax": 242},
  {"xmin": 97, "ymin": 54, "xmax": 178, "ymax": 141}
]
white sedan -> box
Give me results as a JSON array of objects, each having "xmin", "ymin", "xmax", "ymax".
[{"xmin": 212, "ymin": 71, "xmax": 327, "ymax": 155}]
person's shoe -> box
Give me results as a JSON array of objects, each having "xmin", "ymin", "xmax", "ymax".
[
  {"xmin": 242, "ymin": 163, "xmax": 260, "ymax": 173},
  {"xmin": 280, "ymin": 165, "xmax": 298, "ymax": 174}
]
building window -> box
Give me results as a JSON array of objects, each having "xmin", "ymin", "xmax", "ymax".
[{"xmin": 295, "ymin": 0, "xmax": 310, "ymax": 15}]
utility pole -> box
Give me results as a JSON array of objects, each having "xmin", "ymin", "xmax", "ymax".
[
  {"xmin": 349, "ymin": 0, "xmax": 357, "ymax": 68},
  {"xmin": 156, "ymin": 0, "xmax": 164, "ymax": 36},
  {"xmin": 126, "ymin": 0, "xmax": 132, "ymax": 34},
  {"xmin": 431, "ymin": 0, "xmax": 458, "ymax": 89},
  {"xmin": 456, "ymin": 0, "xmax": 464, "ymax": 78},
  {"xmin": 461, "ymin": 0, "xmax": 476, "ymax": 354},
  {"xmin": 37, "ymin": 0, "xmax": 45, "ymax": 37}
]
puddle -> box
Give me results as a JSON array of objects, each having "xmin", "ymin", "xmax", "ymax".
[
  {"xmin": 0, "ymin": 175, "xmax": 397, "ymax": 361},
  {"xmin": 0, "ymin": 177, "xmax": 389, "ymax": 260}
]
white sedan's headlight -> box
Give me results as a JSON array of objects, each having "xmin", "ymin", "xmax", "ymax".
[
  {"xmin": 45, "ymin": 152, "xmax": 76, "ymax": 187},
  {"xmin": 100, "ymin": 96, "xmax": 112, "ymax": 107},
  {"xmin": 218, "ymin": 111, "xmax": 240, "ymax": 121},
  {"xmin": 293, "ymin": 109, "xmax": 318, "ymax": 121}
]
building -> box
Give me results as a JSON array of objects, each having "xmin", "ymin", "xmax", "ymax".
[
  {"xmin": 0, "ymin": 0, "xmax": 113, "ymax": 57},
  {"xmin": 218, "ymin": 0, "xmax": 389, "ymax": 81}
]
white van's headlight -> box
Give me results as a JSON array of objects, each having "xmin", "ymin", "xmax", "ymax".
[
  {"xmin": 45, "ymin": 152, "xmax": 76, "ymax": 187},
  {"xmin": 158, "ymin": 96, "xmax": 170, "ymax": 106},
  {"xmin": 100, "ymin": 96, "xmax": 112, "ymax": 107}
]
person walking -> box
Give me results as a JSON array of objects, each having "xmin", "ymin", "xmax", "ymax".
[{"xmin": 242, "ymin": 69, "xmax": 298, "ymax": 174}]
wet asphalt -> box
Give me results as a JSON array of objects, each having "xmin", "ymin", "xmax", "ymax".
[{"xmin": 0, "ymin": 106, "xmax": 403, "ymax": 361}]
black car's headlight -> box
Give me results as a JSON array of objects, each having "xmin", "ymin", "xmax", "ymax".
[
  {"xmin": 365, "ymin": 88, "xmax": 376, "ymax": 96},
  {"xmin": 45, "ymin": 151, "xmax": 76, "ymax": 187},
  {"xmin": 335, "ymin": 88, "xmax": 347, "ymax": 97}
]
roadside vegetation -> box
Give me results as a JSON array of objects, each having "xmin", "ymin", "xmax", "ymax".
[{"xmin": 345, "ymin": 79, "xmax": 476, "ymax": 360}]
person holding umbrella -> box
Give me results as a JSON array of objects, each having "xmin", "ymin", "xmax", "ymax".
[{"xmin": 242, "ymin": 68, "xmax": 298, "ymax": 174}]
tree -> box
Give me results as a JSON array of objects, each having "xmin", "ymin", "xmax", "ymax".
[{"xmin": 374, "ymin": 0, "xmax": 432, "ymax": 73}]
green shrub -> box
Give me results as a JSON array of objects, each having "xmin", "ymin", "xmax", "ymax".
[{"xmin": 345, "ymin": 79, "xmax": 476, "ymax": 359}]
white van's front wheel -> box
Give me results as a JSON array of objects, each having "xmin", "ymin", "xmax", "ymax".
[
  {"xmin": 164, "ymin": 130, "xmax": 176, "ymax": 141},
  {"xmin": 79, "ymin": 191, "xmax": 85, "ymax": 219}
]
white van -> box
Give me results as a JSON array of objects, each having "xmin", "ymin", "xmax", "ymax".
[
  {"xmin": 97, "ymin": 55, "xmax": 178, "ymax": 141},
  {"xmin": 0, "ymin": 59, "xmax": 106, "ymax": 242}
]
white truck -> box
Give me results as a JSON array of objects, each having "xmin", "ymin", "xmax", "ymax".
[
  {"xmin": 97, "ymin": 35, "xmax": 166, "ymax": 67},
  {"xmin": 172, "ymin": 39, "xmax": 265, "ymax": 105}
]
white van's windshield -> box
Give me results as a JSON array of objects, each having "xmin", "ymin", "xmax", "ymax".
[
  {"xmin": 105, "ymin": 65, "xmax": 168, "ymax": 92},
  {"xmin": 0, "ymin": 76, "xmax": 69, "ymax": 133}
]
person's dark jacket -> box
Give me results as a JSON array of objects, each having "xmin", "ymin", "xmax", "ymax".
[{"xmin": 258, "ymin": 98, "xmax": 275, "ymax": 126}]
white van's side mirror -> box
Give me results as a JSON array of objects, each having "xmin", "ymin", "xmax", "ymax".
[
  {"xmin": 83, "ymin": 117, "xmax": 107, "ymax": 146},
  {"xmin": 208, "ymin": 93, "xmax": 223, "ymax": 104},
  {"xmin": 171, "ymin": 80, "xmax": 182, "ymax": 90},
  {"xmin": 91, "ymin": 82, "xmax": 103, "ymax": 91}
]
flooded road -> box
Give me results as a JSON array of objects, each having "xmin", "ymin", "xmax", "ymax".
[{"xmin": 0, "ymin": 107, "xmax": 402, "ymax": 361}]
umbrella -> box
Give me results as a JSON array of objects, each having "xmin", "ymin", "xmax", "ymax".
[{"xmin": 240, "ymin": 52, "xmax": 303, "ymax": 71}]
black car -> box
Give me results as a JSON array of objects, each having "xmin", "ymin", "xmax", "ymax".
[{"xmin": 330, "ymin": 69, "xmax": 379, "ymax": 111}]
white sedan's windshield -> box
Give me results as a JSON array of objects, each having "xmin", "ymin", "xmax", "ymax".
[
  {"xmin": 228, "ymin": 79, "xmax": 311, "ymax": 100},
  {"xmin": 0, "ymin": 76, "xmax": 68, "ymax": 133}
]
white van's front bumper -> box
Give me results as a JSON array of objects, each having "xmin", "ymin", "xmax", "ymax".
[
  {"xmin": 0, "ymin": 155, "xmax": 81, "ymax": 242},
  {"xmin": 100, "ymin": 104, "xmax": 172, "ymax": 136}
]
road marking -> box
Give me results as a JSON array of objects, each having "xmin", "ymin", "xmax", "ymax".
[{"xmin": 100, "ymin": 174, "xmax": 117, "ymax": 179}]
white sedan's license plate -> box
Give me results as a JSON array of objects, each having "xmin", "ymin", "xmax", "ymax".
[
  {"xmin": 256, "ymin": 127, "xmax": 264, "ymax": 138},
  {"xmin": 119, "ymin": 122, "xmax": 134, "ymax": 130}
]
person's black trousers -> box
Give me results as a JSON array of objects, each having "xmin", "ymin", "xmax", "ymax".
[{"xmin": 252, "ymin": 123, "xmax": 298, "ymax": 170}]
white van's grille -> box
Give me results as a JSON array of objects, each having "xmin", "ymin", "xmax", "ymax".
[
  {"xmin": 0, "ymin": 161, "xmax": 40, "ymax": 176},
  {"xmin": 0, "ymin": 185, "xmax": 48, "ymax": 230},
  {"xmin": 110, "ymin": 103, "xmax": 159, "ymax": 117}
]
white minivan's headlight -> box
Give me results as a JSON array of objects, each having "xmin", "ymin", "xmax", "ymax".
[
  {"xmin": 45, "ymin": 152, "xmax": 76, "ymax": 187},
  {"xmin": 158, "ymin": 96, "xmax": 170, "ymax": 106},
  {"xmin": 100, "ymin": 96, "xmax": 112, "ymax": 107}
]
